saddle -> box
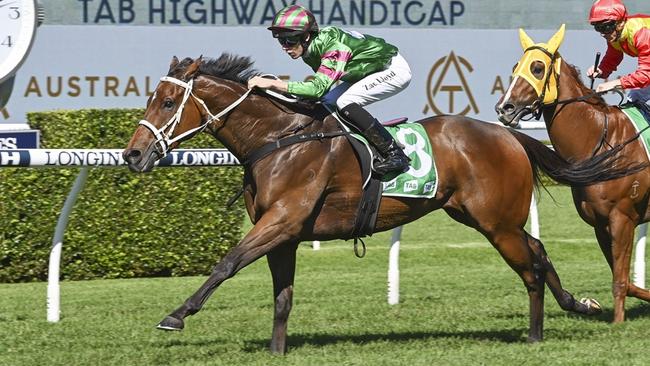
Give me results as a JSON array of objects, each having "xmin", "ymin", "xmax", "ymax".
[{"xmin": 343, "ymin": 117, "xmax": 409, "ymax": 241}]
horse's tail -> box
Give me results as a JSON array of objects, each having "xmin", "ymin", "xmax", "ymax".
[{"xmin": 508, "ymin": 129, "xmax": 648, "ymax": 188}]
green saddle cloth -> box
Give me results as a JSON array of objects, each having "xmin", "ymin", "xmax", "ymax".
[{"xmin": 379, "ymin": 123, "xmax": 438, "ymax": 199}]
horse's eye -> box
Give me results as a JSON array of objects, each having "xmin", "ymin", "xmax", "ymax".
[
  {"xmin": 530, "ymin": 63, "xmax": 545, "ymax": 79},
  {"xmin": 163, "ymin": 99, "xmax": 174, "ymax": 109}
]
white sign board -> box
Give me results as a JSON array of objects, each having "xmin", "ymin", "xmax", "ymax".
[{"xmin": 1, "ymin": 26, "xmax": 635, "ymax": 131}]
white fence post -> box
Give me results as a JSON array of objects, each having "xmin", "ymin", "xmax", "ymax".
[
  {"xmin": 529, "ymin": 193, "xmax": 540, "ymax": 240},
  {"xmin": 47, "ymin": 167, "xmax": 89, "ymax": 322},
  {"xmin": 387, "ymin": 226, "xmax": 403, "ymax": 305},
  {"xmin": 634, "ymin": 223, "xmax": 647, "ymax": 289}
]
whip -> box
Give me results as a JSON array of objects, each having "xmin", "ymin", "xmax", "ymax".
[{"xmin": 590, "ymin": 52, "xmax": 601, "ymax": 90}]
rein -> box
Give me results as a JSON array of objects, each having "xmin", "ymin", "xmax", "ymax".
[
  {"xmin": 139, "ymin": 76, "xmax": 251, "ymax": 156},
  {"xmin": 549, "ymin": 88, "xmax": 626, "ymax": 108},
  {"xmin": 545, "ymin": 89, "xmax": 634, "ymax": 156}
]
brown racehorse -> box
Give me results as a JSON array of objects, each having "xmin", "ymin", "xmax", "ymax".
[
  {"xmin": 123, "ymin": 54, "xmax": 632, "ymax": 353},
  {"xmin": 496, "ymin": 25, "xmax": 650, "ymax": 323}
]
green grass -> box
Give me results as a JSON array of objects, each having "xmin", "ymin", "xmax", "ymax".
[{"xmin": 1, "ymin": 186, "xmax": 648, "ymax": 366}]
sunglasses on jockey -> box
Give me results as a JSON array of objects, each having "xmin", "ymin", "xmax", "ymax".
[
  {"xmin": 272, "ymin": 31, "xmax": 305, "ymax": 47},
  {"xmin": 592, "ymin": 20, "xmax": 618, "ymax": 34}
]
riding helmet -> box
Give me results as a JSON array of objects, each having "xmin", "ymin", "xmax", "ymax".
[
  {"xmin": 268, "ymin": 5, "xmax": 319, "ymax": 37},
  {"xmin": 589, "ymin": 0, "xmax": 627, "ymax": 23}
]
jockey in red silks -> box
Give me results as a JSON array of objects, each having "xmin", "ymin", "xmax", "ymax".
[
  {"xmin": 587, "ymin": 0, "xmax": 650, "ymax": 104},
  {"xmin": 247, "ymin": 4, "xmax": 411, "ymax": 177}
]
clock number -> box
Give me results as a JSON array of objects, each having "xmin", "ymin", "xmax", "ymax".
[
  {"xmin": 9, "ymin": 6, "xmax": 21, "ymax": 20},
  {"xmin": 1, "ymin": 36, "xmax": 13, "ymax": 48}
]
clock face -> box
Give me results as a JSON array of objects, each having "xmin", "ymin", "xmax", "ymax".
[{"xmin": 0, "ymin": 0, "xmax": 37, "ymax": 84}]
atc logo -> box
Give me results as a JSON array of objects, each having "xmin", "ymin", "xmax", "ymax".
[{"xmin": 423, "ymin": 51, "xmax": 479, "ymax": 116}]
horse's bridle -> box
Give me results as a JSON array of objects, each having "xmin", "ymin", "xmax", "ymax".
[
  {"xmin": 513, "ymin": 48, "xmax": 637, "ymax": 156},
  {"xmin": 517, "ymin": 46, "xmax": 628, "ymax": 120},
  {"xmin": 139, "ymin": 76, "xmax": 251, "ymax": 156}
]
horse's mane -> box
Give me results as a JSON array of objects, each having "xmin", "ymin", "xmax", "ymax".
[
  {"xmin": 170, "ymin": 53, "xmax": 260, "ymax": 84},
  {"xmin": 565, "ymin": 63, "xmax": 608, "ymax": 107}
]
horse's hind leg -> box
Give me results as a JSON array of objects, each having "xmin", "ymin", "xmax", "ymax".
[
  {"xmin": 266, "ymin": 242, "xmax": 299, "ymax": 354},
  {"xmin": 489, "ymin": 230, "xmax": 545, "ymax": 342},
  {"xmin": 609, "ymin": 209, "xmax": 637, "ymax": 323},
  {"xmin": 526, "ymin": 234, "xmax": 602, "ymax": 315}
]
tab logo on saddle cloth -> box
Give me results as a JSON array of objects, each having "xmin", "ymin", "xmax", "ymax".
[{"xmin": 381, "ymin": 123, "xmax": 438, "ymax": 198}]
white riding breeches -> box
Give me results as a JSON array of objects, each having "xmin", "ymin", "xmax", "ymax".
[{"xmin": 321, "ymin": 53, "xmax": 412, "ymax": 110}]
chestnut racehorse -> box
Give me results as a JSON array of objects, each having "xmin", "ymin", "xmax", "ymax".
[
  {"xmin": 496, "ymin": 25, "xmax": 650, "ymax": 323},
  {"xmin": 123, "ymin": 54, "xmax": 634, "ymax": 353}
]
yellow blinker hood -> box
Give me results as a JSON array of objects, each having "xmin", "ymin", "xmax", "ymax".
[{"xmin": 513, "ymin": 24, "xmax": 566, "ymax": 104}]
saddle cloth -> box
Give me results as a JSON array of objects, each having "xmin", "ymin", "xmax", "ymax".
[{"xmin": 352, "ymin": 122, "xmax": 439, "ymax": 199}]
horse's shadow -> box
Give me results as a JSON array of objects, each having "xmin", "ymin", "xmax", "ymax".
[
  {"xmin": 248, "ymin": 329, "xmax": 524, "ymax": 351},
  {"xmin": 161, "ymin": 303, "xmax": 650, "ymax": 353},
  {"xmin": 505, "ymin": 301, "xmax": 650, "ymax": 324},
  {"xmin": 161, "ymin": 328, "xmax": 525, "ymax": 353}
]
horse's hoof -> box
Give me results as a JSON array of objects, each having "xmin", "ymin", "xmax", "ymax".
[
  {"xmin": 157, "ymin": 316, "xmax": 184, "ymax": 331},
  {"xmin": 579, "ymin": 298, "xmax": 603, "ymax": 315}
]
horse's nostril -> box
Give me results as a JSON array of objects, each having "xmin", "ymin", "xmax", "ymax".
[
  {"xmin": 123, "ymin": 149, "xmax": 142, "ymax": 164},
  {"xmin": 496, "ymin": 103, "xmax": 516, "ymax": 116},
  {"xmin": 502, "ymin": 103, "xmax": 515, "ymax": 113}
]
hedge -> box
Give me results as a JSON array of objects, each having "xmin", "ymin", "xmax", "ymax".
[{"xmin": 0, "ymin": 109, "xmax": 245, "ymax": 282}]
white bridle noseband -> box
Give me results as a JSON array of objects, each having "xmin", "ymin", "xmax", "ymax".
[{"xmin": 139, "ymin": 76, "xmax": 251, "ymax": 156}]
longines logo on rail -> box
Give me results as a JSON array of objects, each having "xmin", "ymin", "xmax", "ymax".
[
  {"xmin": 423, "ymin": 51, "xmax": 478, "ymax": 116},
  {"xmin": 0, "ymin": 150, "xmax": 239, "ymax": 167}
]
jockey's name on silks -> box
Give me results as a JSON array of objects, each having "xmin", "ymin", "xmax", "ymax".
[{"xmin": 379, "ymin": 123, "xmax": 438, "ymax": 199}]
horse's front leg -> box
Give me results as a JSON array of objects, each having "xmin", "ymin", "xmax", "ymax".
[
  {"xmin": 157, "ymin": 206, "xmax": 305, "ymax": 331},
  {"xmin": 267, "ymin": 242, "xmax": 299, "ymax": 354}
]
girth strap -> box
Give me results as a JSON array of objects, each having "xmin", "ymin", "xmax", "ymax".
[{"xmin": 243, "ymin": 131, "xmax": 347, "ymax": 167}]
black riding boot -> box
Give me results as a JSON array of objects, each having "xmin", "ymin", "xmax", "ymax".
[
  {"xmin": 339, "ymin": 103, "xmax": 410, "ymax": 176},
  {"xmin": 363, "ymin": 123, "xmax": 411, "ymax": 176}
]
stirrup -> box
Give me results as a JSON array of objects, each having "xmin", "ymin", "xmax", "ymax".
[{"xmin": 373, "ymin": 156, "xmax": 410, "ymax": 176}]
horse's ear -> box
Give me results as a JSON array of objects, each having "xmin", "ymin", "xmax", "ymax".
[
  {"xmin": 169, "ymin": 56, "xmax": 180, "ymax": 73},
  {"xmin": 546, "ymin": 24, "xmax": 566, "ymax": 55},
  {"xmin": 182, "ymin": 56, "xmax": 203, "ymax": 80},
  {"xmin": 519, "ymin": 28, "xmax": 535, "ymax": 51}
]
